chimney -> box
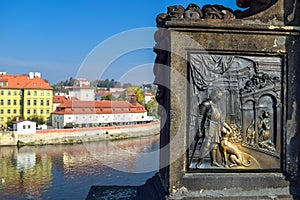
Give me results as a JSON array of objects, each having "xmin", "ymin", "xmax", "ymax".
[
  {"xmin": 128, "ymin": 93, "xmax": 137, "ymax": 105},
  {"xmin": 34, "ymin": 72, "xmax": 41, "ymax": 78},
  {"xmin": 29, "ymin": 72, "xmax": 34, "ymax": 79}
]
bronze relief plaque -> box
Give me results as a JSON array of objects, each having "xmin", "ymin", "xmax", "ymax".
[{"xmin": 188, "ymin": 53, "xmax": 283, "ymax": 171}]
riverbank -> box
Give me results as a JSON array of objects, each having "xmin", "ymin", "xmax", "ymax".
[{"xmin": 0, "ymin": 122, "xmax": 160, "ymax": 146}]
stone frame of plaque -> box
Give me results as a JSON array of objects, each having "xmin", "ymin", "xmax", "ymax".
[{"xmin": 153, "ymin": 0, "xmax": 300, "ymax": 198}]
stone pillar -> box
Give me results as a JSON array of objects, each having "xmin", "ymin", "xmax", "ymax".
[{"xmin": 154, "ymin": 0, "xmax": 300, "ymax": 199}]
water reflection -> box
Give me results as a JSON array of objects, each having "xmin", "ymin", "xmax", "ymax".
[{"xmin": 0, "ymin": 135, "xmax": 159, "ymax": 200}]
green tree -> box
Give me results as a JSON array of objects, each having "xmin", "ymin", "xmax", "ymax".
[
  {"xmin": 101, "ymin": 94, "xmax": 117, "ymax": 100},
  {"xmin": 6, "ymin": 116, "xmax": 24, "ymax": 128},
  {"xmin": 120, "ymin": 87, "xmax": 144, "ymax": 105},
  {"xmin": 27, "ymin": 115, "xmax": 46, "ymax": 126},
  {"xmin": 145, "ymin": 98, "xmax": 159, "ymax": 118}
]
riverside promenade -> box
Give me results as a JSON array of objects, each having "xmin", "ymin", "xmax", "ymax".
[{"xmin": 0, "ymin": 121, "xmax": 160, "ymax": 146}]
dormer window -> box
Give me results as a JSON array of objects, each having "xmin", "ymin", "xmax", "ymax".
[{"xmin": 0, "ymin": 81, "xmax": 8, "ymax": 86}]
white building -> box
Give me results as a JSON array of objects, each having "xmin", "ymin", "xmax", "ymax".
[
  {"xmin": 13, "ymin": 120, "xmax": 36, "ymax": 134},
  {"xmin": 67, "ymin": 85, "xmax": 95, "ymax": 101},
  {"xmin": 51, "ymin": 98, "xmax": 151, "ymax": 129},
  {"xmin": 66, "ymin": 78, "xmax": 95, "ymax": 101},
  {"xmin": 144, "ymin": 93, "xmax": 155, "ymax": 104}
]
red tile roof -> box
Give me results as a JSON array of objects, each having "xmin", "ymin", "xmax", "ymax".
[
  {"xmin": 52, "ymin": 100, "xmax": 147, "ymax": 115},
  {"xmin": 0, "ymin": 74, "xmax": 52, "ymax": 90},
  {"xmin": 53, "ymin": 96, "xmax": 68, "ymax": 103},
  {"xmin": 144, "ymin": 93, "xmax": 154, "ymax": 96}
]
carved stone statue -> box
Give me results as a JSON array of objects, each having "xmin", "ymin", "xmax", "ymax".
[
  {"xmin": 235, "ymin": 0, "xmax": 278, "ymax": 18},
  {"xmin": 202, "ymin": 5, "xmax": 235, "ymax": 19},
  {"xmin": 167, "ymin": 5, "xmax": 185, "ymax": 19},
  {"xmin": 184, "ymin": 3, "xmax": 203, "ymax": 19}
]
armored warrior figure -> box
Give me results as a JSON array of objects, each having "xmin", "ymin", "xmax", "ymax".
[{"xmin": 195, "ymin": 90, "xmax": 224, "ymax": 168}]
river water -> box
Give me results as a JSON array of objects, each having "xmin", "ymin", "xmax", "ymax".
[{"xmin": 0, "ymin": 135, "xmax": 159, "ymax": 200}]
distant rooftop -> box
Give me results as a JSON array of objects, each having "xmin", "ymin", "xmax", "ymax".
[{"xmin": 0, "ymin": 72, "xmax": 52, "ymax": 90}]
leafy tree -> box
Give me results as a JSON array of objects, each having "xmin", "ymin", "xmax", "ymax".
[
  {"xmin": 120, "ymin": 87, "xmax": 144, "ymax": 105},
  {"xmin": 6, "ymin": 116, "xmax": 24, "ymax": 127},
  {"xmin": 145, "ymin": 98, "xmax": 159, "ymax": 118},
  {"xmin": 101, "ymin": 94, "xmax": 117, "ymax": 100},
  {"xmin": 27, "ymin": 115, "xmax": 46, "ymax": 125}
]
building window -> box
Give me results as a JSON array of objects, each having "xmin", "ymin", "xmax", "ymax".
[
  {"xmin": 46, "ymin": 110, "xmax": 50, "ymax": 114},
  {"xmin": 13, "ymin": 109, "xmax": 16, "ymax": 114},
  {"xmin": 33, "ymin": 100, "xmax": 37, "ymax": 106},
  {"xmin": 20, "ymin": 100, "xmax": 23, "ymax": 105},
  {"xmin": 46, "ymin": 100, "xmax": 50, "ymax": 106},
  {"xmin": 0, "ymin": 99, "xmax": 3, "ymax": 105},
  {"xmin": 23, "ymin": 125, "xmax": 26, "ymax": 129},
  {"xmin": 40, "ymin": 110, "xmax": 44, "ymax": 114},
  {"xmin": 7, "ymin": 109, "xmax": 10, "ymax": 114},
  {"xmin": 27, "ymin": 91, "xmax": 31, "ymax": 95},
  {"xmin": 27, "ymin": 110, "xmax": 30, "ymax": 114},
  {"xmin": 46, "ymin": 92, "xmax": 50, "ymax": 96},
  {"xmin": 33, "ymin": 109, "xmax": 37, "ymax": 114},
  {"xmin": 40, "ymin": 100, "xmax": 44, "ymax": 106},
  {"xmin": 34, "ymin": 91, "xmax": 37, "ymax": 96},
  {"xmin": 20, "ymin": 109, "xmax": 23, "ymax": 115},
  {"xmin": 40, "ymin": 91, "xmax": 44, "ymax": 96},
  {"xmin": 28, "ymin": 125, "xmax": 31, "ymax": 129},
  {"xmin": 13, "ymin": 99, "xmax": 17, "ymax": 105},
  {"xmin": 20, "ymin": 91, "xmax": 23, "ymax": 95},
  {"xmin": 0, "ymin": 117, "xmax": 3, "ymax": 121},
  {"xmin": 7, "ymin": 99, "xmax": 10, "ymax": 105},
  {"xmin": 0, "ymin": 109, "xmax": 3, "ymax": 114},
  {"xmin": 8, "ymin": 91, "xmax": 11, "ymax": 95},
  {"xmin": 0, "ymin": 90, "xmax": 3, "ymax": 95},
  {"xmin": 14, "ymin": 91, "xmax": 17, "ymax": 96},
  {"xmin": 27, "ymin": 100, "xmax": 30, "ymax": 106}
]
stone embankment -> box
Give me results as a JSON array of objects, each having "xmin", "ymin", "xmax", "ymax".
[{"xmin": 0, "ymin": 122, "xmax": 160, "ymax": 146}]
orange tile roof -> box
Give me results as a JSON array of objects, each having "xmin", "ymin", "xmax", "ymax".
[
  {"xmin": 53, "ymin": 96, "xmax": 68, "ymax": 103},
  {"xmin": 0, "ymin": 74, "xmax": 52, "ymax": 90},
  {"xmin": 52, "ymin": 100, "xmax": 146, "ymax": 115},
  {"xmin": 144, "ymin": 93, "xmax": 154, "ymax": 96}
]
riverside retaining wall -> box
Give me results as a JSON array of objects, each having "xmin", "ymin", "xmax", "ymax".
[
  {"xmin": 17, "ymin": 122, "xmax": 160, "ymax": 146},
  {"xmin": 0, "ymin": 132, "xmax": 18, "ymax": 146}
]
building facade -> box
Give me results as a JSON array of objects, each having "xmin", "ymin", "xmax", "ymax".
[
  {"xmin": 12, "ymin": 120, "xmax": 37, "ymax": 134},
  {"xmin": 144, "ymin": 93, "xmax": 155, "ymax": 104},
  {"xmin": 0, "ymin": 72, "xmax": 53, "ymax": 127},
  {"xmin": 51, "ymin": 99, "xmax": 152, "ymax": 129},
  {"xmin": 66, "ymin": 78, "xmax": 95, "ymax": 101}
]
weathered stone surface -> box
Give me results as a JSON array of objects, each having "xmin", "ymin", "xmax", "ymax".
[
  {"xmin": 86, "ymin": 186, "xmax": 137, "ymax": 200},
  {"xmin": 86, "ymin": 173, "xmax": 168, "ymax": 200},
  {"xmin": 153, "ymin": 0, "xmax": 300, "ymax": 199}
]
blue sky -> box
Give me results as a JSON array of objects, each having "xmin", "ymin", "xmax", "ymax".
[{"xmin": 0, "ymin": 0, "xmax": 239, "ymax": 85}]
